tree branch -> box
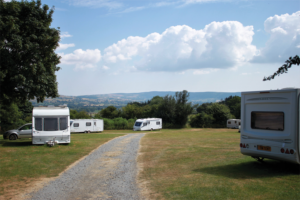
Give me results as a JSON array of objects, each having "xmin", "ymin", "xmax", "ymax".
[{"xmin": 263, "ymin": 55, "xmax": 300, "ymax": 81}]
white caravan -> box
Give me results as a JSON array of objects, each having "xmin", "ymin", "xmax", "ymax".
[
  {"xmin": 227, "ymin": 119, "xmax": 241, "ymax": 129},
  {"xmin": 32, "ymin": 106, "xmax": 70, "ymax": 144},
  {"xmin": 133, "ymin": 118, "xmax": 162, "ymax": 131},
  {"xmin": 70, "ymin": 119, "xmax": 103, "ymax": 133},
  {"xmin": 240, "ymin": 88, "xmax": 300, "ymax": 164}
]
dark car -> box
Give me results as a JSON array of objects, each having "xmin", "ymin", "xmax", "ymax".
[{"xmin": 3, "ymin": 123, "xmax": 32, "ymax": 140}]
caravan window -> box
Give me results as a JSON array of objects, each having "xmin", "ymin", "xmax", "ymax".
[
  {"xmin": 156, "ymin": 121, "xmax": 160, "ymax": 125},
  {"xmin": 35, "ymin": 118, "xmax": 42, "ymax": 131},
  {"xmin": 94, "ymin": 122, "xmax": 96, "ymax": 126},
  {"xmin": 251, "ymin": 112, "xmax": 284, "ymax": 131},
  {"xmin": 74, "ymin": 123, "xmax": 79, "ymax": 127},
  {"xmin": 228, "ymin": 121, "xmax": 231, "ymax": 124},
  {"xmin": 60, "ymin": 117, "xmax": 68, "ymax": 130},
  {"xmin": 143, "ymin": 123, "xmax": 147, "ymax": 126},
  {"xmin": 86, "ymin": 122, "xmax": 91, "ymax": 126},
  {"xmin": 44, "ymin": 118, "xmax": 58, "ymax": 131},
  {"xmin": 135, "ymin": 122, "xmax": 142, "ymax": 126}
]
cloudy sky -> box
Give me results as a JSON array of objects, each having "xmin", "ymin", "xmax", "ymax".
[{"xmin": 42, "ymin": 0, "xmax": 299, "ymax": 95}]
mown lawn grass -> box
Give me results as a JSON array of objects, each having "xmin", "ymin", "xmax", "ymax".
[
  {"xmin": 139, "ymin": 128, "xmax": 300, "ymax": 200},
  {"xmin": 0, "ymin": 132, "xmax": 126, "ymax": 199}
]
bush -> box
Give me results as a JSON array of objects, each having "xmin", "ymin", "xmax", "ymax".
[
  {"xmin": 127, "ymin": 118, "xmax": 136, "ymax": 129},
  {"xmin": 113, "ymin": 117, "xmax": 128, "ymax": 129},
  {"xmin": 103, "ymin": 118, "xmax": 115, "ymax": 130},
  {"xmin": 190, "ymin": 103, "xmax": 233, "ymax": 128}
]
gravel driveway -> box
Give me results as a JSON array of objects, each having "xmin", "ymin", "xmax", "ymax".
[{"xmin": 27, "ymin": 133, "xmax": 145, "ymax": 200}]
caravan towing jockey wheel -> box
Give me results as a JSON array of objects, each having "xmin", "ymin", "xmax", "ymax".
[
  {"xmin": 252, "ymin": 156, "xmax": 264, "ymax": 162},
  {"xmin": 151, "ymin": 128, "xmax": 153, "ymax": 131}
]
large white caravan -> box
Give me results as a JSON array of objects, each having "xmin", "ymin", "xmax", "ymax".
[
  {"xmin": 227, "ymin": 119, "xmax": 241, "ymax": 129},
  {"xmin": 32, "ymin": 106, "xmax": 70, "ymax": 144},
  {"xmin": 240, "ymin": 88, "xmax": 300, "ymax": 164},
  {"xmin": 70, "ymin": 119, "xmax": 103, "ymax": 133},
  {"xmin": 133, "ymin": 118, "xmax": 162, "ymax": 131}
]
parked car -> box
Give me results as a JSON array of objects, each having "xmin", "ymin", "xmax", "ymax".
[{"xmin": 3, "ymin": 123, "xmax": 32, "ymax": 140}]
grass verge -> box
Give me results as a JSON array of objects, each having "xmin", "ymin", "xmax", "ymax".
[
  {"xmin": 0, "ymin": 132, "xmax": 126, "ymax": 200},
  {"xmin": 138, "ymin": 128, "xmax": 300, "ymax": 200}
]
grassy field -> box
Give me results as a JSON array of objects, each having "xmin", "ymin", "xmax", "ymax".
[
  {"xmin": 139, "ymin": 128, "xmax": 300, "ymax": 200},
  {"xmin": 0, "ymin": 132, "xmax": 125, "ymax": 200}
]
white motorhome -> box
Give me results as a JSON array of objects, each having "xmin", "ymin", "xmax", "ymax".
[
  {"xmin": 32, "ymin": 106, "xmax": 70, "ymax": 144},
  {"xmin": 70, "ymin": 119, "xmax": 103, "ymax": 133},
  {"xmin": 133, "ymin": 118, "xmax": 162, "ymax": 131},
  {"xmin": 240, "ymin": 88, "xmax": 300, "ymax": 164},
  {"xmin": 227, "ymin": 119, "xmax": 241, "ymax": 129}
]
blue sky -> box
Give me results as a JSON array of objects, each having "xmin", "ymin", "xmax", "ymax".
[{"xmin": 35, "ymin": 0, "xmax": 300, "ymax": 95}]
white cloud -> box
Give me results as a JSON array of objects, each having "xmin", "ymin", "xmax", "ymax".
[
  {"xmin": 252, "ymin": 11, "xmax": 300, "ymax": 63},
  {"xmin": 103, "ymin": 22, "xmax": 256, "ymax": 72},
  {"xmin": 67, "ymin": 0, "xmax": 122, "ymax": 9},
  {"xmin": 152, "ymin": 1, "xmax": 179, "ymax": 7},
  {"xmin": 102, "ymin": 65, "xmax": 109, "ymax": 70},
  {"xmin": 60, "ymin": 32, "xmax": 72, "ymax": 38},
  {"xmin": 57, "ymin": 43, "xmax": 75, "ymax": 51},
  {"xmin": 59, "ymin": 49, "xmax": 101, "ymax": 69},
  {"xmin": 118, "ymin": 6, "xmax": 145, "ymax": 13},
  {"xmin": 193, "ymin": 69, "xmax": 218, "ymax": 75},
  {"xmin": 183, "ymin": 0, "xmax": 217, "ymax": 5}
]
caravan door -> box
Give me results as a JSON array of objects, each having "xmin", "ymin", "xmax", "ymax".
[{"xmin": 60, "ymin": 117, "xmax": 69, "ymax": 140}]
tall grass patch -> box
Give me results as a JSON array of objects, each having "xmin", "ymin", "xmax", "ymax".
[
  {"xmin": 0, "ymin": 132, "xmax": 125, "ymax": 199},
  {"xmin": 139, "ymin": 129, "xmax": 300, "ymax": 199}
]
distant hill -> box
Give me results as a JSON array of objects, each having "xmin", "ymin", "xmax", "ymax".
[{"xmin": 30, "ymin": 91, "xmax": 241, "ymax": 111}]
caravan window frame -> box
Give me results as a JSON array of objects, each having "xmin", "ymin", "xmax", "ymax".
[
  {"xmin": 251, "ymin": 111, "xmax": 284, "ymax": 131},
  {"xmin": 34, "ymin": 116, "xmax": 69, "ymax": 131}
]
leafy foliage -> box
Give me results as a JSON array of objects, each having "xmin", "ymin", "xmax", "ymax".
[
  {"xmin": 190, "ymin": 103, "xmax": 234, "ymax": 128},
  {"xmin": 99, "ymin": 106, "xmax": 121, "ymax": 119},
  {"xmin": 263, "ymin": 55, "xmax": 300, "ymax": 81},
  {"xmin": 219, "ymin": 95, "xmax": 241, "ymax": 119},
  {"xmin": 0, "ymin": 0, "xmax": 61, "ymax": 106},
  {"xmin": 70, "ymin": 110, "xmax": 91, "ymax": 119},
  {"xmin": 0, "ymin": 100, "xmax": 33, "ymax": 133}
]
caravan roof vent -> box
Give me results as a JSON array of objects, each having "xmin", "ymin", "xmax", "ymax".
[
  {"xmin": 281, "ymin": 87, "xmax": 295, "ymax": 90},
  {"xmin": 48, "ymin": 105, "xmax": 55, "ymax": 107}
]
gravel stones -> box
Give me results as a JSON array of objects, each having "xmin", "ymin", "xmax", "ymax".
[{"xmin": 28, "ymin": 133, "xmax": 145, "ymax": 200}]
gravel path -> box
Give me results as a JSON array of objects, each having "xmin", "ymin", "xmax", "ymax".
[{"xmin": 28, "ymin": 133, "xmax": 145, "ymax": 200}]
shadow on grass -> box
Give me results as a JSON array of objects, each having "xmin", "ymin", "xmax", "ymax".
[
  {"xmin": 1, "ymin": 141, "xmax": 32, "ymax": 147},
  {"xmin": 193, "ymin": 160, "xmax": 300, "ymax": 179}
]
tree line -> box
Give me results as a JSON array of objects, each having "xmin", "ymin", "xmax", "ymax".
[
  {"xmin": 0, "ymin": 89, "xmax": 241, "ymax": 132},
  {"xmin": 70, "ymin": 90, "xmax": 195, "ymax": 129},
  {"xmin": 70, "ymin": 91, "xmax": 241, "ymax": 129}
]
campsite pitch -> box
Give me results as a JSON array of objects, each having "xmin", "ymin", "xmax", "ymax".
[
  {"xmin": 0, "ymin": 133, "xmax": 124, "ymax": 200},
  {"xmin": 138, "ymin": 129, "xmax": 300, "ymax": 200}
]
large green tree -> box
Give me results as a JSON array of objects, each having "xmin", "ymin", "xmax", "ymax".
[
  {"xmin": 0, "ymin": 0, "xmax": 61, "ymax": 106},
  {"xmin": 191, "ymin": 103, "xmax": 233, "ymax": 128},
  {"xmin": 263, "ymin": 55, "xmax": 300, "ymax": 81}
]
